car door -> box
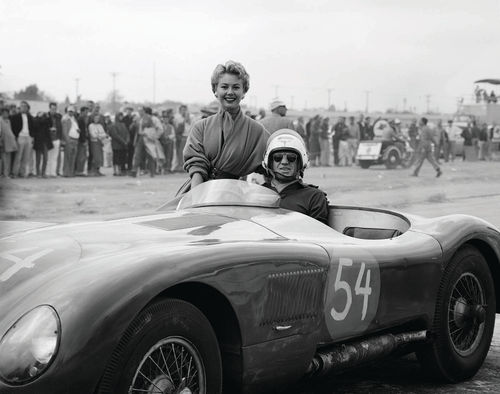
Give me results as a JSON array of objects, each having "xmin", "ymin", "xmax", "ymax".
[{"xmin": 318, "ymin": 230, "xmax": 443, "ymax": 344}]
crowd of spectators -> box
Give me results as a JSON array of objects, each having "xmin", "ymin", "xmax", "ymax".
[
  {"xmin": 0, "ymin": 99, "xmax": 195, "ymax": 178},
  {"xmin": 475, "ymin": 86, "xmax": 498, "ymax": 104},
  {"xmin": 0, "ymin": 98, "xmax": 498, "ymax": 180}
]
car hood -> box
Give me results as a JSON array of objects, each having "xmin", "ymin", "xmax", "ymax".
[{"xmin": 0, "ymin": 210, "xmax": 284, "ymax": 326}]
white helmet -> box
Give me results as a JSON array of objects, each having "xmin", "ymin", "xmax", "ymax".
[{"xmin": 263, "ymin": 129, "xmax": 309, "ymax": 179}]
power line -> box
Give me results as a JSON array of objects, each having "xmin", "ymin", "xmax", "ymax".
[
  {"xmin": 74, "ymin": 78, "xmax": 80, "ymax": 102},
  {"xmin": 110, "ymin": 72, "xmax": 118, "ymax": 112},
  {"xmin": 153, "ymin": 62, "xmax": 156, "ymax": 104},
  {"xmin": 425, "ymin": 94, "xmax": 431, "ymax": 113},
  {"xmin": 327, "ymin": 88, "xmax": 334, "ymax": 109},
  {"xmin": 273, "ymin": 85, "xmax": 280, "ymax": 98}
]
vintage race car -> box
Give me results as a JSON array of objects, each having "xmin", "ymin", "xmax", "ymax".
[
  {"xmin": 356, "ymin": 119, "xmax": 413, "ymax": 169},
  {"xmin": 0, "ymin": 180, "xmax": 499, "ymax": 394}
]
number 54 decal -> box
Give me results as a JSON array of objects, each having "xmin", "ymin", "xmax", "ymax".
[{"xmin": 331, "ymin": 258, "xmax": 372, "ymax": 321}]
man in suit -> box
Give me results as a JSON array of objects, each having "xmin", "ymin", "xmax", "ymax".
[
  {"xmin": 10, "ymin": 101, "xmax": 36, "ymax": 178},
  {"xmin": 45, "ymin": 102, "xmax": 63, "ymax": 177}
]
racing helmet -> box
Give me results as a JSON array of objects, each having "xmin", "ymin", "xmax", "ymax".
[{"xmin": 263, "ymin": 129, "xmax": 309, "ymax": 180}]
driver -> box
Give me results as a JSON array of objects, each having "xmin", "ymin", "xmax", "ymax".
[{"xmin": 262, "ymin": 129, "xmax": 329, "ymax": 225}]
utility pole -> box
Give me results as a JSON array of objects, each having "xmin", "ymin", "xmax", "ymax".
[
  {"xmin": 153, "ymin": 61, "xmax": 156, "ymax": 104},
  {"xmin": 110, "ymin": 72, "xmax": 118, "ymax": 113},
  {"xmin": 425, "ymin": 94, "xmax": 431, "ymax": 114},
  {"xmin": 327, "ymin": 88, "xmax": 334, "ymax": 110},
  {"xmin": 273, "ymin": 85, "xmax": 280, "ymax": 98},
  {"xmin": 74, "ymin": 78, "xmax": 80, "ymax": 103},
  {"xmin": 364, "ymin": 90, "xmax": 371, "ymax": 113}
]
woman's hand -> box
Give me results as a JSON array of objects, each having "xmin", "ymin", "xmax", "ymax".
[{"xmin": 191, "ymin": 173, "xmax": 204, "ymax": 189}]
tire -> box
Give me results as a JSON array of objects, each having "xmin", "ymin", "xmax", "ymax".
[
  {"xmin": 417, "ymin": 245, "xmax": 496, "ymax": 382},
  {"xmin": 359, "ymin": 160, "xmax": 371, "ymax": 169},
  {"xmin": 97, "ymin": 299, "xmax": 223, "ymax": 394},
  {"xmin": 384, "ymin": 150, "xmax": 400, "ymax": 169}
]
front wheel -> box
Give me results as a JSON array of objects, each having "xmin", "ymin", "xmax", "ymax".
[
  {"xmin": 97, "ymin": 299, "xmax": 223, "ymax": 394},
  {"xmin": 417, "ymin": 245, "xmax": 496, "ymax": 382},
  {"xmin": 384, "ymin": 150, "xmax": 400, "ymax": 169}
]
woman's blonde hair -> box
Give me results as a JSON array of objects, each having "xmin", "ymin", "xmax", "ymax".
[{"xmin": 211, "ymin": 60, "xmax": 250, "ymax": 93}]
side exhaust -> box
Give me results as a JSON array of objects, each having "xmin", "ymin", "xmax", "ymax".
[{"xmin": 307, "ymin": 330, "xmax": 428, "ymax": 377}]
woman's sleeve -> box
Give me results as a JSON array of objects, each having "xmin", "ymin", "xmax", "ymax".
[{"xmin": 183, "ymin": 121, "xmax": 210, "ymax": 180}]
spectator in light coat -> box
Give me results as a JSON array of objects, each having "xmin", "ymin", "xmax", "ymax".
[
  {"xmin": 88, "ymin": 114, "xmax": 108, "ymax": 176},
  {"xmin": 259, "ymin": 100, "xmax": 295, "ymax": 135},
  {"xmin": 445, "ymin": 120, "xmax": 460, "ymax": 162},
  {"xmin": 346, "ymin": 116, "xmax": 360, "ymax": 165},
  {"xmin": 160, "ymin": 109, "xmax": 175, "ymax": 173},
  {"xmin": 173, "ymin": 105, "xmax": 192, "ymax": 172},
  {"xmin": 61, "ymin": 106, "xmax": 80, "ymax": 177},
  {"xmin": 0, "ymin": 107, "xmax": 18, "ymax": 177},
  {"xmin": 319, "ymin": 117, "xmax": 331, "ymax": 166}
]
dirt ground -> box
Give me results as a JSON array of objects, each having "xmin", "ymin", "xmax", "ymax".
[
  {"xmin": 1, "ymin": 159, "xmax": 500, "ymax": 223},
  {"xmin": 1, "ymin": 159, "xmax": 500, "ymax": 393}
]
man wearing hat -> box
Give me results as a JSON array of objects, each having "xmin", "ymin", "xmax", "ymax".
[{"xmin": 259, "ymin": 100, "xmax": 295, "ymax": 134}]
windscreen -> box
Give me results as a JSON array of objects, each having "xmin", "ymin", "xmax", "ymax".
[{"xmin": 174, "ymin": 180, "xmax": 280, "ymax": 210}]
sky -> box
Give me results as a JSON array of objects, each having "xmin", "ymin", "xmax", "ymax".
[{"xmin": 1, "ymin": 0, "xmax": 499, "ymax": 113}]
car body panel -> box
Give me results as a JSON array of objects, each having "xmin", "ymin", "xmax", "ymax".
[{"xmin": 1, "ymin": 180, "xmax": 499, "ymax": 393}]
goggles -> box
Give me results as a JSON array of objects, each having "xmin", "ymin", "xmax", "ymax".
[{"xmin": 272, "ymin": 152, "xmax": 298, "ymax": 163}]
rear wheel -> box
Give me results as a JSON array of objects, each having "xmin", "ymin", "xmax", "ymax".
[
  {"xmin": 97, "ymin": 299, "xmax": 223, "ymax": 394},
  {"xmin": 417, "ymin": 245, "xmax": 496, "ymax": 382}
]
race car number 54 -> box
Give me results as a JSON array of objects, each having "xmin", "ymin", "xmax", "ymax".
[{"xmin": 331, "ymin": 258, "xmax": 372, "ymax": 321}]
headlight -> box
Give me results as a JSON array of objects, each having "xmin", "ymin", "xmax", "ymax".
[{"xmin": 0, "ymin": 305, "xmax": 61, "ymax": 384}]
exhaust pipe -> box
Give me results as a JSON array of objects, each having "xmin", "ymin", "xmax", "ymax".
[{"xmin": 307, "ymin": 330, "xmax": 427, "ymax": 377}]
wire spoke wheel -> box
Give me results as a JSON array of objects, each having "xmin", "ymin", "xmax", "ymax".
[
  {"xmin": 448, "ymin": 273, "xmax": 486, "ymax": 356},
  {"xmin": 417, "ymin": 245, "xmax": 495, "ymax": 382},
  {"xmin": 129, "ymin": 337, "xmax": 205, "ymax": 394}
]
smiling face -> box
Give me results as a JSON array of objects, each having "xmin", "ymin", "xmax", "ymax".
[
  {"xmin": 215, "ymin": 73, "xmax": 245, "ymax": 113},
  {"xmin": 272, "ymin": 150, "xmax": 298, "ymax": 180}
]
